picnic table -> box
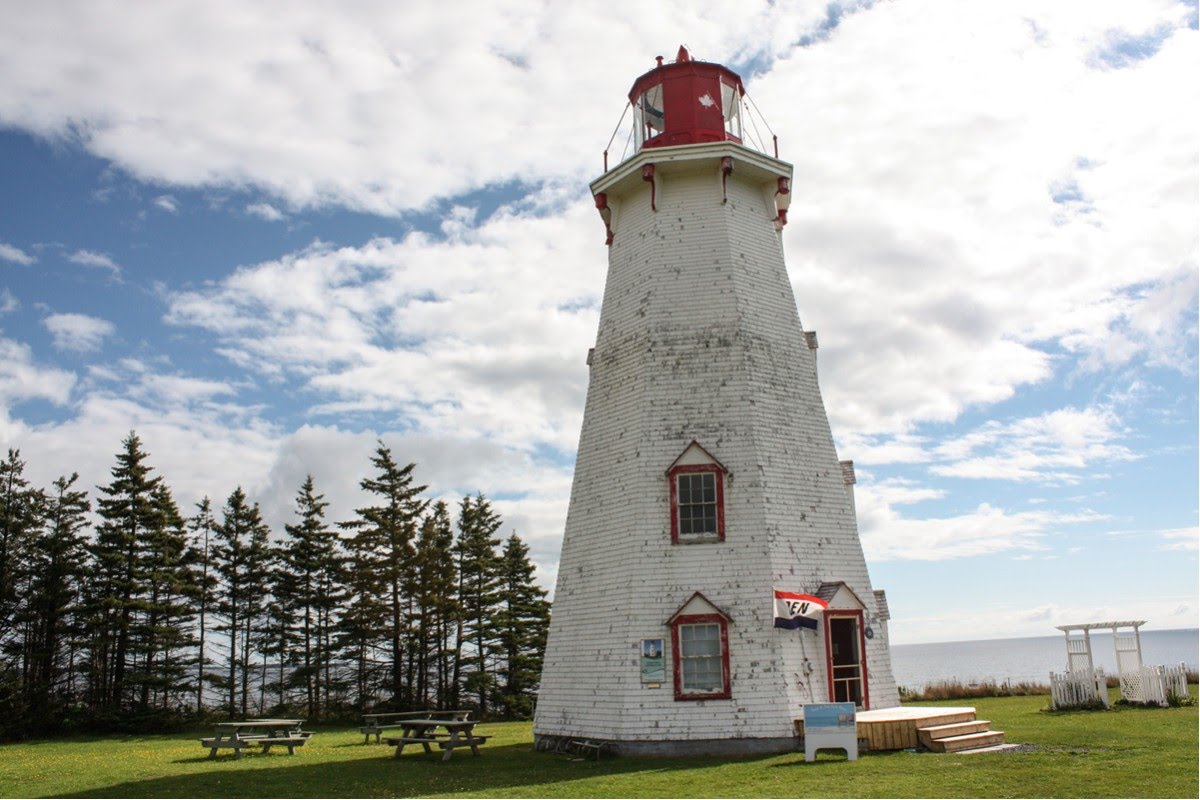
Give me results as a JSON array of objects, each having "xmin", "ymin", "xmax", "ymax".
[
  {"xmin": 200, "ymin": 719, "xmax": 311, "ymax": 759},
  {"xmin": 384, "ymin": 717, "xmax": 490, "ymax": 762},
  {"xmin": 359, "ymin": 709, "xmax": 472, "ymax": 744}
]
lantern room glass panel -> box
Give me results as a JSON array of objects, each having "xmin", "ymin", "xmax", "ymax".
[
  {"xmin": 721, "ymin": 80, "xmax": 742, "ymax": 140},
  {"xmin": 635, "ymin": 84, "xmax": 665, "ymax": 150}
]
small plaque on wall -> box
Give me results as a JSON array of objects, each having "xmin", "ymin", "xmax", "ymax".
[{"xmin": 641, "ymin": 638, "xmax": 665, "ymax": 683}]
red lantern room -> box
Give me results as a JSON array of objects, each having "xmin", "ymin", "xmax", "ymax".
[{"xmin": 629, "ymin": 46, "xmax": 744, "ymax": 151}]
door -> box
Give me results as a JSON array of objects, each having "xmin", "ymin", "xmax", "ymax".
[{"xmin": 825, "ymin": 612, "xmax": 869, "ymax": 709}]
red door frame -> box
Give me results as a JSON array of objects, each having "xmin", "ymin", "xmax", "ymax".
[{"xmin": 823, "ymin": 609, "xmax": 870, "ymax": 710}]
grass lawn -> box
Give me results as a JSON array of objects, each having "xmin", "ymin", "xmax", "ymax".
[{"xmin": 0, "ymin": 692, "xmax": 1196, "ymax": 799}]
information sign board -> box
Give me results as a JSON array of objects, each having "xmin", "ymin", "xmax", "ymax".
[{"xmin": 802, "ymin": 702, "xmax": 858, "ymax": 762}]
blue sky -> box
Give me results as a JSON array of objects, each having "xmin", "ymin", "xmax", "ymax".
[{"xmin": 0, "ymin": 0, "xmax": 1195, "ymax": 644}]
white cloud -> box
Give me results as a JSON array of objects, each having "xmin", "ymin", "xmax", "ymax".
[
  {"xmin": 931, "ymin": 406, "xmax": 1139, "ymax": 482},
  {"xmin": 0, "ymin": 242, "xmax": 35, "ymax": 265},
  {"xmin": 842, "ymin": 405, "xmax": 1141, "ymax": 487},
  {"xmin": 857, "ymin": 484, "xmax": 1106, "ymax": 561},
  {"xmin": 0, "ymin": 337, "xmax": 75, "ymax": 413},
  {"xmin": 0, "ymin": 289, "xmax": 17, "ymax": 315},
  {"xmin": 1157, "ymin": 527, "xmax": 1199, "ymax": 552},
  {"xmin": 42, "ymin": 312, "xmax": 115, "ymax": 353},
  {"xmin": 0, "ymin": 2, "xmax": 1191, "ymax": 444},
  {"xmin": 0, "ymin": 2, "xmax": 852, "ymax": 215},
  {"xmin": 835, "ymin": 433, "xmax": 931, "ymax": 466},
  {"xmin": 762, "ymin": 0, "xmax": 1197, "ymax": 435},
  {"xmin": 153, "ymin": 194, "xmax": 179, "ymax": 213},
  {"xmin": 245, "ymin": 202, "xmax": 284, "ymax": 222},
  {"xmin": 66, "ymin": 249, "xmax": 122, "ymax": 278},
  {"xmin": 866, "ymin": 477, "xmax": 945, "ymax": 507},
  {"xmin": 166, "ymin": 193, "xmax": 602, "ymax": 453}
]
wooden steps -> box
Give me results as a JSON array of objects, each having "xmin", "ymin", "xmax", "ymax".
[
  {"xmin": 918, "ymin": 719, "xmax": 1005, "ymax": 752},
  {"xmin": 852, "ymin": 707, "xmax": 1008, "ymax": 753}
]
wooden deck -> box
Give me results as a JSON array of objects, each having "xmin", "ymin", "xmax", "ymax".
[{"xmin": 796, "ymin": 706, "xmax": 980, "ymax": 751}]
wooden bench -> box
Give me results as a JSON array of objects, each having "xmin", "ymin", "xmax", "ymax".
[
  {"xmin": 440, "ymin": 735, "xmax": 490, "ymax": 753},
  {"xmin": 359, "ymin": 710, "xmax": 471, "ymax": 744},
  {"xmin": 200, "ymin": 737, "xmax": 252, "ymax": 759},
  {"xmin": 385, "ymin": 733, "xmax": 491, "ymax": 761},
  {"xmin": 256, "ymin": 735, "xmax": 309, "ymax": 755}
]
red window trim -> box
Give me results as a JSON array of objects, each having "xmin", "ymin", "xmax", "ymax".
[
  {"xmin": 668, "ymin": 464, "xmax": 725, "ymax": 544},
  {"xmin": 823, "ymin": 609, "xmax": 871, "ymax": 710},
  {"xmin": 671, "ymin": 613, "xmax": 732, "ymax": 701}
]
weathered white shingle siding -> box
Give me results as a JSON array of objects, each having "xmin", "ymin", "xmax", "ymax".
[{"xmin": 535, "ymin": 148, "xmax": 898, "ymax": 749}]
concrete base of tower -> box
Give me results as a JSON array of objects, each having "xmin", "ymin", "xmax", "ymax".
[{"xmin": 534, "ymin": 733, "xmax": 801, "ymax": 758}]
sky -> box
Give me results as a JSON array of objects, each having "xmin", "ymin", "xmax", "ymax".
[{"xmin": 0, "ymin": 0, "xmax": 1196, "ymax": 645}]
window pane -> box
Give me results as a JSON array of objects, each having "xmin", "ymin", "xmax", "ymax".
[
  {"xmin": 676, "ymin": 471, "xmax": 719, "ymax": 538},
  {"xmin": 681, "ymin": 625, "xmax": 719, "ymax": 655},
  {"xmin": 680, "ymin": 624, "xmax": 723, "ymax": 691}
]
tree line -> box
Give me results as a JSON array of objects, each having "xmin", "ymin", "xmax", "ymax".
[{"xmin": 0, "ymin": 433, "xmax": 550, "ymax": 740}]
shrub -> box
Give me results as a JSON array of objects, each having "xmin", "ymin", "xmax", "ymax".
[{"xmin": 900, "ymin": 678, "xmax": 1050, "ymax": 702}]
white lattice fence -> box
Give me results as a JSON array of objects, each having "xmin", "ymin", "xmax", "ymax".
[
  {"xmin": 1050, "ymin": 669, "xmax": 1109, "ymax": 709},
  {"xmin": 1122, "ymin": 663, "xmax": 1190, "ymax": 706},
  {"xmin": 1163, "ymin": 663, "xmax": 1189, "ymax": 701}
]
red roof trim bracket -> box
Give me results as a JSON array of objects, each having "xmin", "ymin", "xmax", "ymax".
[
  {"xmin": 642, "ymin": 163, "xmax": 657, "ymax": 211},
  {"xmin": 593, "ymin": 192, "xmax": 614, "ymax": 245}
]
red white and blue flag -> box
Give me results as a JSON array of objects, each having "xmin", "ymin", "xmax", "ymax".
[{"xmin": 773, "ymin": 589, "xmax": 828, "ymax": 630}]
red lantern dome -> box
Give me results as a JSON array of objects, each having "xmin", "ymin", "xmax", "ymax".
[{"xmin": 628, "ymin": 46, "xmax": 745, "ymax": 151}]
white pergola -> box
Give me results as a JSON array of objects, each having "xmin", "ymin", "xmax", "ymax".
[
  {"xmin": 1050, "ymin": 620, "xmax": 1187, "ymax": 708},
  {"xmin": 1056, "ymin": 620, "xmax": 1146, "ymax": 677}
]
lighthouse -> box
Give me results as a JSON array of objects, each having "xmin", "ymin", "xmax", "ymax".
[{"xmin": 534, "ymin": 48, "xmax": 900, "ymax": 756}]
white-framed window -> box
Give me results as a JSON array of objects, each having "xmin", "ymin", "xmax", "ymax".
[
  {"xmin": 671, "ymin": 612, "xmax": 731, "ymax": 700},
  {"xmin": 680, "ymin": 623, "xmax": 723, "ymax": 691},
  {"xmin": 676, "ymin": 472, "xmax": 718, "ymax": 537}
]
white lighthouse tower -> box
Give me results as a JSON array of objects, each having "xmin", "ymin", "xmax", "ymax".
[{"xmin": 534, "ymin": 48, "xmax": 899, "ymax": 756}]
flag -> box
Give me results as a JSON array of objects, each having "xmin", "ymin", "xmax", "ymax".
[{"xmin": 773, "ymin": 589, "xmax": 828, "ymax": 630}]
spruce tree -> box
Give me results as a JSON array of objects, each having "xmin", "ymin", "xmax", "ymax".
[
  {"xmin": 0, "ymin": 449, "xmax": 44, "ymax": 731},
  {"xmin": 337, "ymin": 530, "xmax": 387, "ymax": 709},
  {"xmin": 91, "ymin": 432, "xmax": 163, "ymax": 712},
  {"xmin": 241, "ymin": 500, "xmax": 272, "ymax": 716},
  {"xmin": 341, "ymin": 443, "xmax": 427, "ymax": 706},
  {"xmin": 313, "ymin": 519, "xmax": 347, "ymax": 717},
  {"xmin": 0, "ymin": 453, "xmax": 41, "ymax": 649},
  {"xmin": 455, "ymin": 494, "xmax": 502, "ymax": 716},
  {"xmin": 187, "ymin": 497, "xmax": 218, "ymax": 714},
  {"xmin": 25, "ymin": 474, "xmax": 90, "ymax": 726},
  {"xmin": 493, "ymin": 533, "xmax": 550, "ymax": 718},
  {"xmin": 413, "ymin": 501, "xmax": 456, "ymax": 708},
  {"xmin": 211, "ymin": 487, "xmax": 268, "ymax": 717},
  {"xmin": 137, "ymin": 484, "xmax": 196, "ymax": 711},
  {"xmin": 276, "ymin": 476, "xmax": 337, "ymax": 718}
]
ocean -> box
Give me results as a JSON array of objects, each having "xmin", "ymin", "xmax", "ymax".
[{"xmin": 889, "ymin": 628, "xmax": 1199, "ymax": 690}]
